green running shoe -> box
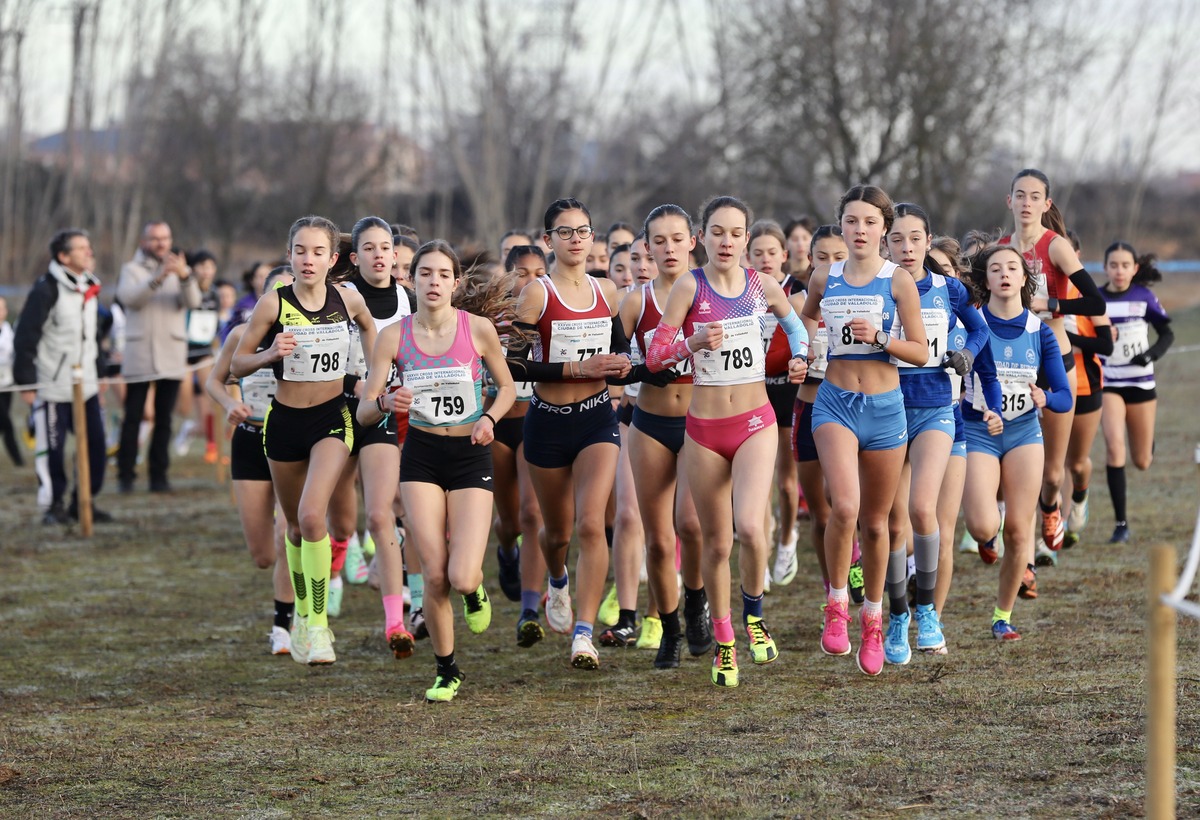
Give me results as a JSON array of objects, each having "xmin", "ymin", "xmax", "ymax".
[
  {"xmin": 462, "ymin": 585, "xmax": 492, "ymax": 634},
  {"xmin": 597, "ymin": 584, "xmax": 620, "ymax": 627},
  {"xmin": 744, "ymin": 615, "xmax": 778, "ymax": 664},
  {"xmin": 425, "ymin": 672, "xmax": 464, "ymax": 703}
]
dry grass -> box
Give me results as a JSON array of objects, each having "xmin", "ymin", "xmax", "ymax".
[{"xmin": 2, "ymin": 308, "xmax": 1200, "ymax": 818}]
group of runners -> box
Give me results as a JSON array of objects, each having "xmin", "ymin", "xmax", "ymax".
[{"xmin": 204, "ymin": 169, "xmax": 1172, "ymax": 701}]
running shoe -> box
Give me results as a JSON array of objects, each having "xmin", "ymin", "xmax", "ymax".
[
  {"xmin": 1034, "ymin": 536, "xmax": 1058, "ymax": 567},
  {"xmin": 1063, "ymin": 530, "xmax": 1081, "ymax": 549},
  {"xmin": 203, "ymin": 441, "xmax": 218, "ymax": 464},
  {"xmin": 289, "ymin": 615, "xmax": 310, "ymax": 664},
  {"xmin": 636, "ymin": 615, "xmax": 663, "ymax": 650},
  {"xmin": 599, "ymin": 618, "xmax": 638, "ymax": 648},
  {"xmin": 797, "ymin": 490, "xmax": 810, "ymax": 519},
  {"xmin": 883, "ymin": 610, "xmax": 911, "ymax": 666},
  {"xmin": 425, "ymin": 672, "xmax": 464, "ymax": 703},
  {"xmin": 172, "ymin": 418, "xmax": 195, "ymax": 457},
  {"xmin": 821, "ymin": 598, "xmax": 852, "ymax": 656},
  {"xmin": 848, "ymin": 560, "xmax": 865, "ymax": 604},
  {"xmin": 772, "ymin": 543, "xmax": 798, "ymax": 586},
  {"xmin": 744, "ymin": 615, "xmax": 778, "ymax": 664},
  {"xmin": 497, "ymin": 540, "xmax": 521, "ymax": 603},
  {"xmin": 762, "ymin": 565, "xmax": 771, "ymax": 595},
  {"xmin": 366, "ymin": 555, "xmax": 381, "ymax": 590},
  {"xmin": 516, "ymin": 609, "xmax": 545, "ymax": 648},
  {"xmin": 914, "ymin": 603, "xmax": 945, "ymax": 653},
  {"xmin": 654, "ymin": 628, "xmax": 683, "ymax": 669},
  {"xmin": 1018, "ymin": 566, "xmax": 1038, "ymax": 600},
  {"xmin": 1067, "ymin": 490, "xmax": 1089, "ymax": 532},
  {"xmin": 1110, "ymin": 522, "xmax": 1131, "ymax": 544},
  {"xmin": 857, "ymin": 610, "xmax": 885, "ymax": 676},
  {"xmin": 343, "ymin": 536, "xmax": 369, "ymax": 585},
  {"xmin": 570, "ymin": 634, "xmax": 600, "ymax": 670},
  {"xmin": 711, "ymin": 642, "xmax": 739, "ymax": 687},
  {"xmin": 992, "ymin": 620, "xmax": 1022, "ymax": 641},
  {"xmin": 307, "ymin": 624, "xmax": 336, "ymax": 665},
  {"xmin": 684, "ymin": 593, "xmax": 714, "ymax": 656},
  {"xmin": 387, "ymin": 624, "xmax": 416, "ymax": 659},
  {"xmin": 545, "ymin": 582, "xmax": 573, "ymax": 634},
  {"xmin": 978, "ymin": 536, "xmax": 999, "ymax": 565},
  {"xmin": 269, "ymin": 625, "xmax": 291, "ymax": 656},
  {"xmin": 462, "ymin": 585, "xmax": 492, "ymax": 634},
  {"xmin": 1041, "ymin": 502, "xmax": 1065, "ymax": 551},
  {"xmin": 958, "ymin": 530, "xmax": 978, "ymax": 554},
  {"xmin": 41, "ymin": 504, "xmax": 71, "ymax": 526},
  {"xmin": 408, "ymin": 607, "xmax": 429, "ymax": 640},
  {"xmin": 597, "ymin": 584, "xmax": 620, "ymax": 627},
  {"xmin": 327, "ymin": 576, "xmax": 343, "ymax": 618}
]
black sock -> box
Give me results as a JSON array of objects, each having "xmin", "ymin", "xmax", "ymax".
[
  {"xmin": 661, "ymin": 607, "xmax": 681, "ymax": 637},
  {"xmin": 617, "ymin": 608, "xmax": 637, "ymax": 629},
  {"xmin": 605, "ymin": 526, "xmax": 614, "ymax": 548},
  {"xmin": 1107, "ymin": 465, "xmax": 1127, "ymax": 524},
  {"xmin": 435, "ymin": 652, "xmax": 460, "ymax": 680},
  {"xmin": 274, "ymin": 600, "xmax": 294, "ymax": 629},
  {"xmin": 683, "ymin": 585, "xmax": 703, "ymax": 614},
  {"xmin": 1038, "ymin": 496, "xmax": 1057, "ymax": 514},
  {"xmin": 1071, "ymin": 486, "xmax": 1088, "ymax": 504}
]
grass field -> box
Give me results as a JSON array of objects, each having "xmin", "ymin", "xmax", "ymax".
[{"xmin": 2, "ymin": 307, "xmax": 1200, "ymax": 818}]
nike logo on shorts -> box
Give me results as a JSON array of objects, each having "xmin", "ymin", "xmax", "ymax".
[{"xmin": 482, "ymin": 476, "xmax": 493, "ymax": 482}]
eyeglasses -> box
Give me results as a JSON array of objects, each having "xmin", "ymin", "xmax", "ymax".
[{"xmin": 549, "ymin": 225, "xmax": 595, "ymax": 241}]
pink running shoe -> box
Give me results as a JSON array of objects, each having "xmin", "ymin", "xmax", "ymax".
[
  {"xmin": 821, "ymin": 598, "xmax": 852, "ymax": 656},
  {"xmin": 857, "ymin": 610, "xmax": 885, "ymax": 676}
]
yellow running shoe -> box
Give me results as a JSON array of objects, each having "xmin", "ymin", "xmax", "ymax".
[
  {"xmin": 711, "ymin": 641, "xmax": 739, "ymax": 687},
  {"xmin": 425, "ymin": 672, "xmax": 464, "ymax": 703},
  {"xmin": 597, "ymin": 584, "xmax": 620, "ymax": 627},
  {"xmin": 744, "ymin": 615, "xmax": 778, "ymax": 664},
  {"xmin": 462, "ymin": 585, "xmax": 492, "ymax": 634},
  {"xmin": 635, "ymin": 615, "xmax": 662, "ymax": 650}
]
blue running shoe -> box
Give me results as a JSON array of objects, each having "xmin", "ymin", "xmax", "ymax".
[
  {"xmin": 883, "ymin": 610, "xmax": 911, "ymax": 665},
  {"xmin": 992, "ymin": 619, "xmax": 1021, "ymax": 641},
  {"xmin": 914, "ymin": 603, "xmax": 945, "ymax": 652}
]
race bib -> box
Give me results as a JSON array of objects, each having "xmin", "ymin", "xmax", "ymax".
[
  {"xmin": 976, "ymin": 363, "xmax": 1037, "ymax": 421},
  {"xmin": 281, "ymin": 323, "xmax": 350, "ymax": 382},
  {"xmin": 894, "ymin": 308, "xmax": 948, "ymax": 369},
  {"xmin": 642, "ymin": 328, "xmax": 692, "ymax": 377},
  {"xmin": 240, "ymin": 367, "xmax": 277, "ymax": 421},
  {"xmin": 1108, "ymin": 320, "xmax": 1149, "ymax": 367},
  {"xmin": 759, "ymin": 314, "xmax": 779, "ymax": 351},
  {"xmin": 692, "ymin": 315, "xmax": 764, "ymax": 385},
  {"xmin": 406, "ymin": 366, "xmax": 477, "ymax": 425},
  {"xmin": 808, "ymin": 321, "xmax": 829, "ymax": 379},
  {"xmin": 345, "ymin": 324, "xmax": 368, "ymax": 378},
  {"xmin": 187, "ymin": 310, "xmax": 219, "ymax": 345},
  {"xmin": 823, "ymin": 295, "xmax": 884, "ymax": 356},
  {"xmin": 548, "ymin": 317, "xmax": 610, "ymax": 363}
]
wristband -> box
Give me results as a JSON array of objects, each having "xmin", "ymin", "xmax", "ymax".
[
  {"xmin": 376, "ymin": 393, "xmax": 390, "ymax": 415},
  {"xmin": 482, "ymin": 412, "xmax": 496, "ymax": 427},
  {"xmin": 1047, "ymin": 297, "xmax": 1059, "ymax": 314}
]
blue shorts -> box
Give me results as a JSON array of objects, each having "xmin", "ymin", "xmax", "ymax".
[
  {"xmin": 951, "ymin": 403, "xmax": 966, "ymax": 458},
  {"xmin": 964, "ymin": 410, "xmax": 1043, "ymax": 459},
  {"xmin": 523, "ymin": 389, "xmax": 620, "ymax": 469},
  {"xmin": 790, "ymin": 398, "xmax": 819, "ymax": 463},
  {"xmin": 905, "ymin": 404, "xmax": 955, "ymax": 440},
  {"xmin": 811, "ymin": 381, "xmax": 907, "ymax": 452},
  {"xmin": 631, "ymin": 405, "xmax": 685, "ymax": 455}
]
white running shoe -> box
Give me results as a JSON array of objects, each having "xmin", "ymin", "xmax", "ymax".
[
  {"xmin": 772, "ymin": 542, "xmax": 798, "ymax": 586},
  {"xmin": 570, "ymin": 633, "xmax": 599, "ymax": 670},
  {"xmin": 1067, "ymin": 490, "xmax": 1089, "ymax": 532},
  {"xmin": 327, "ymin": 576, "xmax": 344, "ymax": 618},
  {"xmin": 343, "ymin": 535, "xmax": 369, "ymax": 585},
  {"xmin": 307, "ymin": 624, "xmax": 336, "ymax": 665},
  {"xmin": 269, "ymin": 625, "xmax": 291, "ymax": 655},
  {"xmin": 1034, "ymin": 535, "xmax": 1057, "ymax": 567},
  {"xmin": 172, "ymin": 418, "xmax": 196, "ymax": 457},
  {"xmin": 545, "ymin": 581, "xmax": 573, "ymax": 634},
  {"xmin": 762, "ymin": 565, "xmax": 772, "ymax": 595},
  {"xmin": 958, "ymin": 530, "xmax": 978, "ymax": 554},
  {"xmin": 290, "ymin": 615, "xmax": 310, "ymax": 664}
]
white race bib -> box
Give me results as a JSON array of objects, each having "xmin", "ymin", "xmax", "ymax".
[
  {"xmin": 760, "ymin": 314, "xmax": 779, "ymax": 351},
  {"xmin": 808, "ymin": 321, "xmax": 829, "ymax": 379},
  {"xmin": 894, "ymin": 308, "xmax": 948, "ymax": 369},
  {"xmin": 1108, "ymin": 320, "xmax": 1149, "ymax": 367},
  {"xmin": 548, "ymin": 317, "xmax": 610, "ymax": 363},
  {"xmin": 823, "ymin": 295, "xmax": 884, "ymax": 356},
  {"xmin": 406, "ymin": 365, "xmax": 477, "ymax": 425},
  {"xmin": 281, "ymin": 323, "xmax": 350, "ymax": 382},
  {"xmin": 976, "ymin": 363, "xmax": 1037, "ymax": 421},
  {"xmin": 187, "ymin": 310, "xmax": 219, "ymax": 345},
  {"xmin": 692, "ymin": 315, "xmax": 764, "ymax": 385},
  {"xmin": 240, "ymin": 367, "xmax": 277, "ymax": 421}
]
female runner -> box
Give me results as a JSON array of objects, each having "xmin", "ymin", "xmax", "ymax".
[
  {"xmin": 621, "ymin": 205, "xmax": 711, "ymax": 667},
  {"xmin": 357, "ymin": 240, "xmax": 516, "ymax": 702},
  {"xmin": 646, "ymin": 196, "xmax": 810, "ymax": 688},
  {"xmin": 882, "ymin": 205, "xmax": 996, "ymax": 664},
  {"xmin": 507, "ymin": 198, "xmax": 633, "ymax": 670},
  {"xmin": 962, "ymin": 244, "xmax": 1070, "ymax": 641},
  {"xmin": 799, "ymin": 185, "xmax": 929, "ymax": 678},
  {"xmin": 1001, "ymin": 170, "xmax": 1106, "ymax": 553},
  {"xmin": 206, "ymin": 266, "xmax": 295, "ymax": 655},
  {"xmin": 232, "ymin": 216, "xmax": 376, "ymax": 665},
  {"xmin": 1099, "ymin": 242, "xmax": 1173, "ymax": 543}
]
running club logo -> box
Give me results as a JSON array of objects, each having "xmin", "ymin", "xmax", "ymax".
[
  {"xmin": 747, "ymin": 413, "xmax": 764, "ymax": 434},
  {"xmin": 1026, "ymin": 348, "xmax": 1037, "ymax": 365}
]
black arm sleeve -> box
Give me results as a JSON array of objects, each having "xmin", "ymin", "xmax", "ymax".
[
  {"xmin": 1066, "ymin": 324, "xmax": 1113, "ymax": 357},
  {"xmin": 609, "ymin": 315, "xmax": 631, "ymax": 358},
  {"xmin": 1053, "ymin": 269, "xmax": 1107, "ymax": 316},
  {"xmin": 1146, "ymin": 319, "xmax": 1174, "ymax": 362},
  {"xmin": 12, "ymin": 276, "xmax": 56, "ymax": 387},
  {"xmin": 504, "ymin": 321, "xmax": 569, "ymax": 382}
]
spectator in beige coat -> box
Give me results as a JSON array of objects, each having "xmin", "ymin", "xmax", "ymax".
[{"xmin": 115, "ymin": 221, "xmax": 200, "ymax": 493}]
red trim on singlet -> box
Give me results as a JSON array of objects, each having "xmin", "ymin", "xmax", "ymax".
[{"xmin": 1000, "ymin": 230, "xmax": 1069, "ymax": 313}]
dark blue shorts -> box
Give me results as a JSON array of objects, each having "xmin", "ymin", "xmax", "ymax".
[
  {"xmin": 523, "ymin": 389, "xmax": 620, "ymax": 469},
  {"xmin": 631, "ymin": 405, "xmax": 685, "ymax": 455}
]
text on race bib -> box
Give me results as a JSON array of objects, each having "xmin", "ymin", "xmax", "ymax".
[
  {"xmin": 822, "ymin": 294, "xmax": 885, "ymax": 356},
  {"xmin": 894, "ymin": 308, "xmax": 948, "ymax": 368},
  {"xmin": 1107, "ymin": 320, "xmax": 1149, "ymax": 367},
  {"xmin": 692, "ymin": 315, "xmax": 764, "ymax": 385},
  {"xmin": 240, "ymin": 367, "xmax": 277, "ymax": 421},
  {"xmin": 548, "ymin": 318, "xmax": 610, "ymax": 364},
  {"xmin": 405, "ymin": 365, "xmax": 478, "ymax": 425},
  {"xmin": 281, "ymin": 324, "xmax": 350, "ymax": 382}
]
